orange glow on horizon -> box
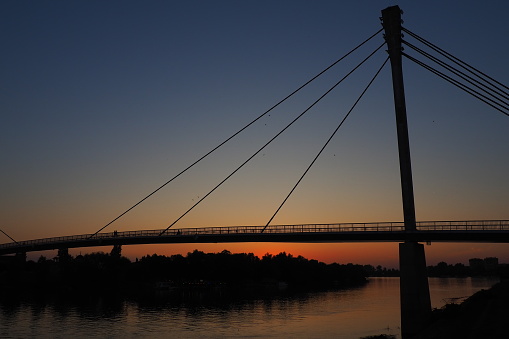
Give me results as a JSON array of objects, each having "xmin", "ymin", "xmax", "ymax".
[{"xmin": 28, "ymin": 241, "xmax": 504, "ymax": 271}]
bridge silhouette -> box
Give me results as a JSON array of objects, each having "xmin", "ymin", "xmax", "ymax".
[
  {"xmin": 1, "ymin": 5, "xmax": 507, "ymax": 338},
  {"xmin": 1, "ymin": 9, "xmax": 506, "ymax": 256},
  {"xmin": 1, "ymin": 220, "xmax": 509, "ymax": 256}
]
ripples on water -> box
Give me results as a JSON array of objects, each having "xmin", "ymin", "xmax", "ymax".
[{"xmin": 0, "ymin": 277, "xmax": 498, "ymax": 339}]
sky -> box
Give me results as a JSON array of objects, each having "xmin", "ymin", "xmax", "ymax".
[{"xmin": 1, "ymin": 0, "xmax": 508, "ymax": 268}]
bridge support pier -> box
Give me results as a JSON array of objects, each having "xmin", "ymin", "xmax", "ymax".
[
  {"xmin": 399, "ymin": 241, "xmax": 431, "ymax": 338},
  {"xmin": 110, "ymin": 244, "xmax": 122, "ymax": 259}
]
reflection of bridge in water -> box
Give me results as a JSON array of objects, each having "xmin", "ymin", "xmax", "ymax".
[{"xmin": 1, "ymin": 220, "xmax": 508, "ymax": 256}]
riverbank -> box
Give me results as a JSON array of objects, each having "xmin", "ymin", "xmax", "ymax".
[
  {"xmin": 0, "ymin": 250, "xmax": 369, "ymax": 298},
  {"xmin": 414, "ymin": 280, "xmax": 509, "ymax": 338}
]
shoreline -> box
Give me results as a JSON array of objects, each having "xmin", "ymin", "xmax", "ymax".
[{"xmin": 414, "ymin": 280, "xmax": 509, "ymax": 338}]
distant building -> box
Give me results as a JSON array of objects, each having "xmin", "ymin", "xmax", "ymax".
[
  {"xmin": 484, "ymin": 257, "xmax": 499, "ymax": 272},
  {"xmin": 469, "ymin": 257, "xmax": 499, "ymax": 274},
  {"xmin": 469, "ymin": 258, "xmax": 484, "ymax": 271}
]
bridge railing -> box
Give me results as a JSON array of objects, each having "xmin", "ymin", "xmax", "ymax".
[
  {"xmin": 1, "ymin": 220, "xmax": 508, "ymax": 251},
  {"xmin": 416, "ymin": 220, "xmax": 508, "ymax": 231}
]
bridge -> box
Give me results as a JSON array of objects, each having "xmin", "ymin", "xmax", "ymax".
[
  {"xmin": 1, "ymin": 220, "xmax": 508, "ymax": 256},
  {"xmin": 1, "ymin": 5, "xmax": 507, "ymax": 338},
  {"xmin": 3, "ymin": 8, "xmax": 506, "ymax": 255}
]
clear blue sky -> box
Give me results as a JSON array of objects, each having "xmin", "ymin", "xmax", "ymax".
[{"xmin": 1, "ymin": 1, "xmax": 508, "ymax": 267}]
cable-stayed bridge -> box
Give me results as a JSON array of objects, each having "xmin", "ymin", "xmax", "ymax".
[
  {"xmin": 1, "ymin": 6, "xmax": 507, "ymax": 337},
  {"xmin": 2, "ymin": 9, "xmax": 506, "ymax": 254},
  {"xmin": 1, "ymin": 220, "xmax": 509, "ymax": 256}
]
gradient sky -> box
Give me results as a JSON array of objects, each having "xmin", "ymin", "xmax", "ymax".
[{"xmin": 1, "ymin": 1, "xmax": 508, "ymax": 268}]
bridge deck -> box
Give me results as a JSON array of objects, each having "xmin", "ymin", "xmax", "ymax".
[{"xmin": 1, "ymin": 220, "xmax": 508, "ymax": 255}]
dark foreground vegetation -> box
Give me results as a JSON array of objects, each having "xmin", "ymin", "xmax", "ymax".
[
  {"xmin": 414, "ymin": 280, "xmax": 509, "ymax": 339},
  {"xmin": 0, "ymin": 249, "xmax": 368, "ymax": 296}
]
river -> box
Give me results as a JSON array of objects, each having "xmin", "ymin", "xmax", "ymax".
[{"xmin": 0, "ymin": 277, "xmax": 498, "ymax": 339}]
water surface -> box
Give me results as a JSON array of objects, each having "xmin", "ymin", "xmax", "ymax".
[{"xmin": 0, "ymin": 277, "xmax": 498, "ymax": 338}]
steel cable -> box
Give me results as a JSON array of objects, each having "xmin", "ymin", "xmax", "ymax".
[
  {"xmin": 403, "ymin": 40, "xmax": 509, "ymax": 110},
  {"xmin": 262, "ymin": 56, "xmax": 390, "ymax": 232},
  {"xmin": 89, "ymin": 28, "xmax": 384, "ymax": 238},
  {"xmin": 403, "ymin": 52, "xmax": 509, "ymax": 117},
  {"xmin": 402, "ymin": 27, "xmax": 509, "ymax": 95},
  {"xmin": 158, "ymin": 43, "xmax": 386, "ymax": 236}
]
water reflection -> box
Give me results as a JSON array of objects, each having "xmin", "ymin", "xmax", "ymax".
[
  {"xmin": 429, "ymin": 276, "xmax": 499, "ymax": 308},
  {"xmin": 0, "ymin": 277, "xmax": 499, "ymax": 339}
]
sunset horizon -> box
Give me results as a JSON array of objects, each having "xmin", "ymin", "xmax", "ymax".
[{"xmin": 2, "ymin": 0, "xmax": 507, "ymax": 274}]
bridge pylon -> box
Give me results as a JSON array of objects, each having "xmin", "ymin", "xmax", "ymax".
[
  {"xmin": 381, "ymin": 5, "xmax": 432, "ymax": 337},
  {"xmin": 399, "ymin": 242, "xmax": 432, "ymax": 336}
]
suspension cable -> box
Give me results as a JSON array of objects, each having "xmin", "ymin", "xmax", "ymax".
[
  {"xmin": 262, "ymin": 57, "xmax": 389, "ymax": 232},
  {"xmin": 402, "ymin": 27, "xmax": 509, "ymax": 94},
  {"xmin": 403, "ymin": 52, "xmax": 509, "ymax": 117},
  {"xmin": 0, "ymin": 228, "xmax": 18, "ymax": 244},
  {"xmin": 158, "ymin": 43, "xmax": 386, "ymax": 236},
  {"xmin": 403, "ymin": 40, "xmax": 509, "ymax": 110},
  {"xmin": 89, "ymin": 28, "xmax": 383, "ymax": 238}
]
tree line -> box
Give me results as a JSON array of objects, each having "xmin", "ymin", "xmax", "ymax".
[
  {"xmin": 0, "ymin": 249, "xmax": 369, "ymax": 294},
  {"xmin": 2, "ymin": 249, "xmax": 501, "ymax": 296}
]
